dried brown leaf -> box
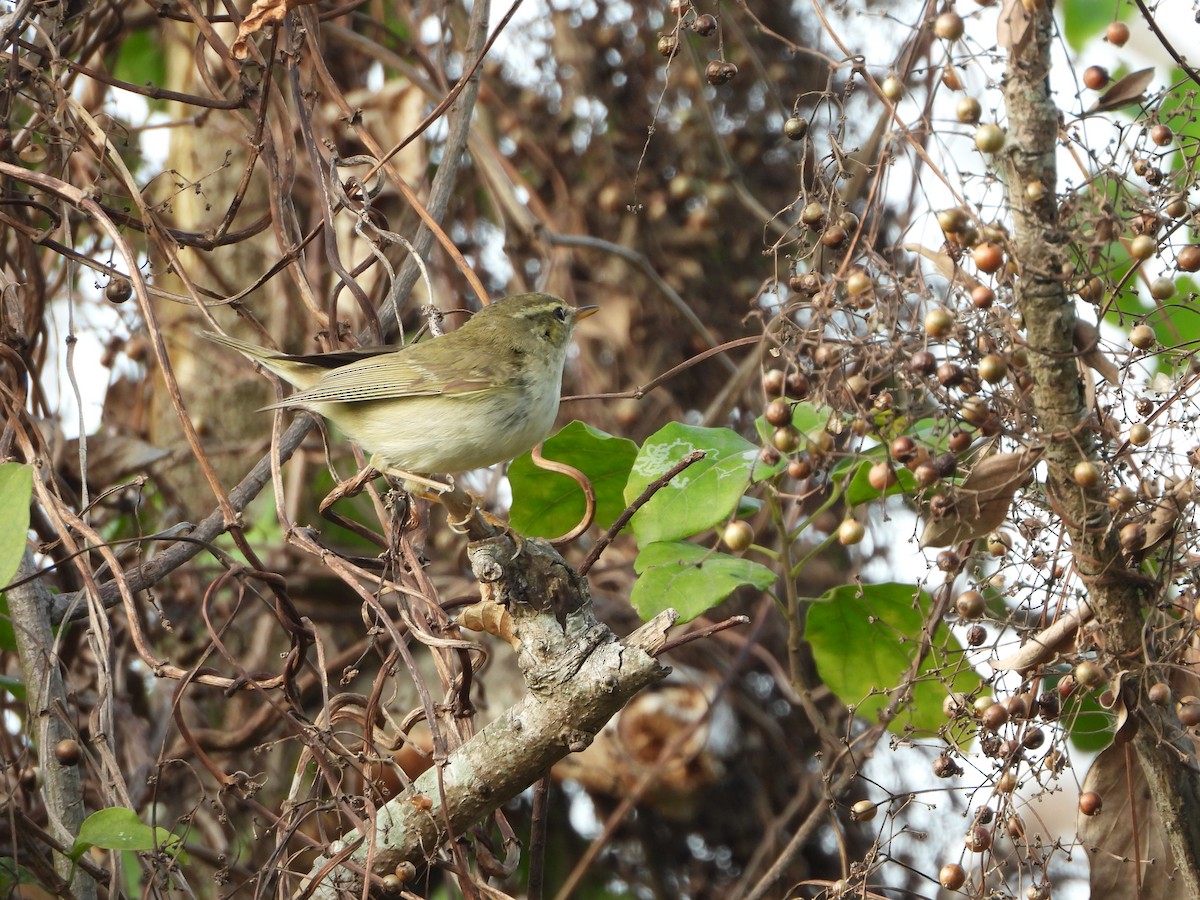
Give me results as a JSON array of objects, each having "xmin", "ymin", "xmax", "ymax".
[
  {"xmin": 902, "ymin": 243, "xmax": 984, "ymax": 292},
  {"xmin": 997, "ymin": 0, "xmax": 1032, "ymax": 54},
  {"xmin": 1089, "ymin": 67, "xmax": 1156, "ymax": 114},
  {"xmin": 1139, "ymin": 478, "xmax": 1195, "ymax": 552},
  {"xmin": 1080, "ymin": 744, "xmax": 1176, "ymax": 898},
  {"xmin": 1074, "ymin": 320, "xmax": 1119, "ymax": 385},
  {"xmin": 232, "ymin": 0, "xmax": 319, "ymax": 59},
  {"xmin": 920, "ymin": 449, "xmax": 1041, "ymax": 548}
]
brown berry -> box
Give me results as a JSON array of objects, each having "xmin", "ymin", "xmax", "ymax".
[
  {"xmin": 981, "ymin": 702, "xmax": 1009, "ymax": 731},
  {"xmin": 1178, "ymin": 696, "xmax": 1200, "ymax": 726},
  {"xmin": 909, "ymin": 350, "xmax": 937, "ymax": 375},
  {"xmin": 765, "ymin": 399, "xmax": 793, "ymax": 427},
  {"xmin": 1151, "ymin": 124, "xmax": 1173, "ymax": 146},
  {"xmin": 105, "ymin": 277, "xmax": 132, "ymax": 304},
  {"xmin": 705, "ymin": 60, "xmax": 737, "ymax": 85},
  {"xmin": 868, "ymin": 461, "xmax": 896, "ymax": 492},
  {"xmin": 972, "ymin": 242, "xmax": 1004, "ymax": 273},
  {"xmin": 1083, "ymin": 65, "xmax": 1110, "ymax": 90},
  {"xmin": 964, "ymin": 825, "xmax": 992, "ymax": 852},
  {"xmin": 971, "ymin": 285, "xmax": 995, "ymax": 309},
  {"xmin": 1075, "ymin": 660, "xmax": 1105, "ymax": 689},
  {"xmin": 1106, "ymin": 21, "xmax": 1130, "ymax": 46},
  {"xmin": 1079, "ymin": 791, "xmax": 1104, "ymax": 816},
  {"xmin": 977, "ymin": 354, "xmax": 1007, "ymax": 383},
  {"xmin": 657, "ymin": 33, "xmax": 679, "ymax": 58},
  {"xmin": 821, "ymin": 224, "xmax": 848, "ymax": 247},
  {"xmin": 957, "ymin": 96, "xmax": 982, "ymax": 124},
  {"xmin": 783, "ymin": 116, "xmax": 808, "ymax": 140},
  {"xmin": 890, "ymin": 436, "xmax": 917, "ymax": 463},
  {"xmin": 54, "ymin": 739, "xmax": 81, "ymax": 767},
  {"xmin": 1148, "ymin": 682, "xmax": 1171, "ymax": 705},
  {"xmin": 956, "ymin": 590, "xmax": 986, "ymax": 620},
  {"xmin": 933, "ymin": 754, "xmax": 962, "ymax": 777},
  {"xmin": 692, "ymin": 13, "xmax": 717, "ymax": 36},
  {"xmin": 948, "ymin": 428, "xmax": 972, "ymax": 453},
  {"xmin": 1023, "ymin": 727, "xmax": 1046, "ymax": 749},
  {"xmin": 939, "ymin": 863, "xmax": 967, "ymax": 890},
  {"xmin": 1178, "ymin": 245, "xmax": 1200, "ymax": 272},
  {"xmin": 787, "ymin": 456, "xmax": 812, "ymax": 480}
]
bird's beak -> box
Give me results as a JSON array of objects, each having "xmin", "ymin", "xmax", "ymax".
[{"xmin": 574, "ymin": 305, "xmax": 600, "ymax": 321}]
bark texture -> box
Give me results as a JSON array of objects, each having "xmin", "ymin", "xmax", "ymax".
[{"xmin": 1002, "ymin": 3, "xmax": 1200, "ymax": 891}]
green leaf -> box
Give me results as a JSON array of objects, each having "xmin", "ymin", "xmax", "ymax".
[
  {"xmin": 0, "ymin": 857, "xmax": 38, "ymax": 891},
  {"xmin": 631, "ymin": 540, "xmax": 776, "ymax": 622},
  {"xmin": 0, "ymin": 463, "xmax": 32, "ymax": 591},
  {"xmin": 72, "ymin": 808, "xmax": 184, "ymax": 860},
  {"xmin": 0, "ymin": 673, "xmax": 24, "ymax": 701},
  {"xmin": 509, "ymin": 422, "xmax": 639, "ymax": 538},
  {"xmin": 626, "ymin": 424, "xmax": 768, "ymax": 545},
  {"xmin": 109, "ymin": 31, "xmax": 168, "ymax": 106},
  {"xmin": 1040, "ymin": 674, "xmax": 1114, "ymax": 752},
  {"xmin": 0, "ymin": 594, "xmax": 16, "ymax": 653},
  {"xmin": 1059, "ymin": 0, "xmax": 1117, "ymax": 51},
  {"xmin": 807, "ymin": 582, "xmax": 978, "ymax": 735}
]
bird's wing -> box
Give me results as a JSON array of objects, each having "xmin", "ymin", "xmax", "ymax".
[{"xmin": 265, "ymin": 352, "xmax": 504, "ymax": 406}]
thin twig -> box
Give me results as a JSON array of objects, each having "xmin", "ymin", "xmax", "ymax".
[{"xmin": 578, "ymin": 450, "xmax": 707, "ymax": 576}]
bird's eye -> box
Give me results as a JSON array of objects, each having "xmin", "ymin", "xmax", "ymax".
[{"xmin": 554, "ymin": 306, "xmax": 567, "ymax": 322}]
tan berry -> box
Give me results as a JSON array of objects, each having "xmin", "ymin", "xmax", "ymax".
[
  {"xmin": 1129, "ymin": 324, "xmax": 1156, "ymax": 349},
  {"xmin": 850, "ymin": 799, "xmax": 878, "ymax": 822},
  {"xmin": 975, "ymin": 123, "xmax": 1005, "ymax": 152},
  {"xmin": 1130, "ymin": 233, "xmax": 1156, "ymax": 260},
  {"xmin": 1150, "ymin": 277, "xmax": 1176, "ymax": 300},
  {"xmin": 1072, "ymin": 460, "xmax": 1100, "ymax": 488},
  {"xmin": 838, "ymin": 518, "xmax": 866, "ymax": 545},
  {"xmin": 957, "ymin": 96, "xmax": 982, "ymax": 124},
  {"xmin": 722, "ymin": 521, "xmax": 754, "ymax": 552},
  {"xmin": 934, "ymin": 11, "xmax": 965, "ymax": 40},
  {"xmin": 956, "ymin": 590, "xmax": 986, "ymax": 620},
  {"xmin": 1128, "ymin": 422, "xmax": 1152, "ymax": 446},
  {"xmin": 925, "ymin": 307, "xmax": 955, "ymax": 338}
]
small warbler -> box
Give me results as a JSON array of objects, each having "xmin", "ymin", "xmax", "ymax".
[{"xmin": 206, "ymin": 292, "xmax": 597, "ymax": 476}]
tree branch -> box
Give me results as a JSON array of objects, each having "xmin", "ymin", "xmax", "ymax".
[
  {"xmin": 1002, "ymin": 3, "xmax": 1200, "ymax": 891},
  {"xmin": 299, "ymin": 536, "xmax": 676, "ymax": 896}
]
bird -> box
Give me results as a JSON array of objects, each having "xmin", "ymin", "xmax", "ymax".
[{"xmin": 205, "ymin": 292, "xmax": 597, "ymax": 479}]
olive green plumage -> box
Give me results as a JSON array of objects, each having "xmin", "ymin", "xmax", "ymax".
[{"xmin": 205, "ymin": 292, "xmax": 596, "ymax": 475}]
